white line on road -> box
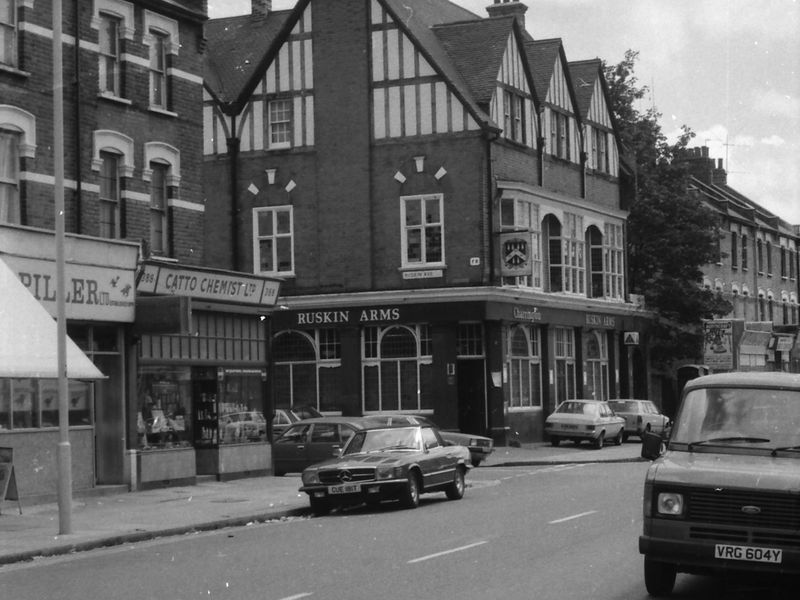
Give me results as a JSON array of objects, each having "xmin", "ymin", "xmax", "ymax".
[
  {"xmin": 548, "ymin": 510, "xmax": 598, "ymax": 524},
  {"xmin": 277, "ymin": 594, "xmax": 313, "ymax": 600},
  {"xmin": 408, "ymin": 541, "xmax": 488, "ymax": 564}
]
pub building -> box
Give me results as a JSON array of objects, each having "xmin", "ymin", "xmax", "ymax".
[
  {"xmin": 0, "ymin": 223, "xmax": 139, "ymax": 499},
  {"xmin": 270, "ymin": 288, "xmax": 650, "ymax": 443},
  {"xmin": 132, "ymin": 260, "xmax": 281, "ymax": 487}
]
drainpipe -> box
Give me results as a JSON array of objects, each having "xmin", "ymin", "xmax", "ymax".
[
  {"xmin": 486, "ymin": 132, "xmax": 498, "ymax": 284},
  {"xmin": 226, "ymin": 116, "xmax": 240, "ymax": 270},
  {"xmin": 537, "ymin": 107, "xmax": 545, "ymax": 187},
  {"xmin": 73, "ymin": 0, "xmax": 82, "ymax": 231}
]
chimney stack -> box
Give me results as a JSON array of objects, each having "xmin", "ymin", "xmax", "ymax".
[
  {"xmin": 252, "ymin": 0, "xmax": 272, "ymax": 18},
  {"xmin": 486, "ymin": 0, "xmax": 528, "ymax": 30}
]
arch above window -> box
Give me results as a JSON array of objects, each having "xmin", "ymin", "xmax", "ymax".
[
  {"xmin": 143, "ymin": 10, "xmax": 180, "ymax": 54},
  {"xmin": 273, "ymin": 330, "xmax": 316, "ymax": 361},
  {"xmin": 0, "ymin": 105, "xmax": 36, "ymax": 157},
  {"xmin": 92, "ymin": 130, "xmax": 134, "ymax": 176},
  {"xmin": 91, "ymin": 0, "xmax": 135, "ymax": 40},
  {"xmin": 143, "ymin": 142, "xmax": 181, "ymax": 185}
]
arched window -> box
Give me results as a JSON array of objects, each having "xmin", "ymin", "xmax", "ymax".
[
  {"xmin": 273, "ymin": 331, "xmax": 317, "ymax": 410},
  {"xmin": 362, "ymin": 325, "xmax": 432, "ymax": 412}
]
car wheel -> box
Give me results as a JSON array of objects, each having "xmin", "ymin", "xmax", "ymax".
[
  {"xmin": 550, "ymin": 436, "xmax": 560, "ymax": 447},
  {"xmin": 471, "ymin": 457, "xmax": 482, "ymax": 467},
  {"xmin": 644, "ymin": 557, "xmax": 676, "ymax": 596},
  {"xmin": 400, "ymin": 470, "xmax": 421, "ymax": 509},
  {"xmin": 445, "ymin": 466, "xmax": 466, "ymax": 500},
  {"xmin": 614, "ymin": 429, "xmax": 624, "ymax": 446},
  {"xmin": 593, "ymin": 432, "xmax": 605, "ymax": 449},
  {"xmin": 309, "ymin": 496, "xmax": 331, "ymax": 516},
  {"xmin": 622, "ymin": 432, "xmax": 629, "ymax": 443}
]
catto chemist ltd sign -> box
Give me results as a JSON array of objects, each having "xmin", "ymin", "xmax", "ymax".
[{"xmin": 137, "ymin": 262, "xmax": 281, "ymax": 307}]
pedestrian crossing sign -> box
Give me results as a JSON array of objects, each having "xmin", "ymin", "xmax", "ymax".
[{"xmin": 624, "ymin": 332, "xmax": 639, "ymax": 345}]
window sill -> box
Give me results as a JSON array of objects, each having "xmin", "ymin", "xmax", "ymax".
[
  {"xmin": 255, "ymin": 270, "xmax": 295, "ymax": 279},
  {"xmin": 0, "ymin": 63, "xmax": 31, "ymax": 78},
  {"xmin": 148, "ymin": 106, "xmax": 178, "ymax": 118},
  {"xmin": 98, "ymin": 92, "xmax": 133, "ymax": 105}
]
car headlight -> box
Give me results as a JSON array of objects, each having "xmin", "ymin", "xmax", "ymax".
[
  {"xmin": 301, "ymin": 471, "xmax": 320, "ymax": 485},
  {"xmin": 376, "ymin": 465, "xmax": 403, "ymax": 480},
  {"xmin": 656, "ymin": 492, "xmax": 684, "ymax": 516}
]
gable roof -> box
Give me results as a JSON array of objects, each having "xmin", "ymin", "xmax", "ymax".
[
  {"xmin": 433, "ymin": 16, "xmax": 520, "ymax": 106},
  {"xmin": 567, "ymin": 59, "xmax": 602, "ymax": 120}
]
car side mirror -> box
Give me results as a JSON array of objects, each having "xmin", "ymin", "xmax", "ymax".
[{"xmin": 641, "ymin": 430, "xmax": 665, "ymax": 460}]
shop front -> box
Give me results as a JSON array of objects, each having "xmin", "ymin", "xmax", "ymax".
[
  {"xmin": 133, "ymin": 261, "xmax": 281, "ymax": 487},
  {"xmin": 0, "ymin": 224, "xmax": 138, "ymax": 497},
  {"xmin": 271, "ymin": 289, "xmax": 651, "ymax": 444}
]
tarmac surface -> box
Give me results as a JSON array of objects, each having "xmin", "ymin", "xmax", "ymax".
[{"xmin": 0, "ymin": 441, "xmax": 644, "ymax": 566}]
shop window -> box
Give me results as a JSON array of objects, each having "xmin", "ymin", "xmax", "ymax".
[
  {"xmin": 218, "ymin": 372, "xmax": 266, "ymax": 445},
  {"xmin": 507, "ymin": 325, "xmax": 542, "ymax": 409},
  {"xmin": 0, "ymin": 378, "xmax": 90, "ymax": 430},
  {"xmin": 584, "ymin": 331, "xmax": 609, "ymax": 401},
  {"xmin": 138, "ymin": 365, "xmax": 191, "ymax": 449},
  {"xmin": 362, "ymin": 324, "xmax": 433, "ymax": 413},
  {"xmin": 272, "ymin": 329, "xmax": 342, "ymax": 413}
]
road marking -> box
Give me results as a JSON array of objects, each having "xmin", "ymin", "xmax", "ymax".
[
  {"xmin": 548, "ymin": 510, "xmax": 598, "ymax": 524},
  {"xmin": 277, "ymin": 594, "xmax": 313, "ymax": 600},
  {"xmin": 408, "ymin": 541, "xmax": 488, "ymax": 564}
]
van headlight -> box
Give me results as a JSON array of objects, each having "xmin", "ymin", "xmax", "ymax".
[{"xmin": 657, "ymin": 492, "xmax": 684, "ymax": 516}]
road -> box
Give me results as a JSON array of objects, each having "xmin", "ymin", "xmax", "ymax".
[{"xmin": 0, "ymin": 461, "xmax": 794, "ymax": 600}]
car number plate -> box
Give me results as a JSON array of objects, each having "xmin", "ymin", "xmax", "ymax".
[
  {"xmin": 561, "ymin": 424, "xmax": 578, "ymax": 430},
  {"xmin": 714, "ymin": 544, "xmax": 782, "ymax": 564},
  {"xmin": 328, "ymin": 483, "xmax": 360, "ymax": 495}
]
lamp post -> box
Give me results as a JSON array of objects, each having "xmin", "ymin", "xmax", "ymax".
[{"xmin": 53, "ymin": 0, "xmax": 72, "ymax": 535}]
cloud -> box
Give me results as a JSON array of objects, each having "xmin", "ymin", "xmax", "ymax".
[{"xmin": 760, "ymin": 135, "xmax": 786, "ymax": 147}]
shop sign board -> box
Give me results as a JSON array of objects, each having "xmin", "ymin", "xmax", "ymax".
[
  {"xmin": 500, "ymin": 233, "xmax": 532, "ymax": 276},
  {"xmin": 703, "ymin": 320, "xmax": 734, "ymax": 370},
  {"xmin": 137, "ymin": 262, "xmax": 281, "ymax": 307},
  {"xmin": 4, "ymin": 255, "xmax": 136, "ymax": 322}
]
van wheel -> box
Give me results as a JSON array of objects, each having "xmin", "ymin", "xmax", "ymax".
[{"xmin": 644, "ymin": 557, "xmax": 676, "ymax": 596}]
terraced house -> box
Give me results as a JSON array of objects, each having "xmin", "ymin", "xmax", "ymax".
[{"xmin": 202, "ymin": 0, "xmax": 653, "ymax": 444}]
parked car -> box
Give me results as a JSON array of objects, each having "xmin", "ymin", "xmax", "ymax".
[
  {"xmin": 292, "ymin": 405, "xmax": 324, "ymax": 420},
  {"xmin": 299, "ymin": 424, "xmax": 471, "ymax": 515},
  {"xmin": 544, "ymin": 399, "xmax": 625, "ymax": 448},
  {"xmin": 362, "ymin": 414, "xmax": 494, "ymax": 467},
  {"xmin": 272, "ymin": 408, "xmax": 301, "ymax": 438},
  {"xmin": 272, "ymin": 416, "xmax": 366, "ymax": 476},
  {"xmin": 607, "ymin": 399, "xmax": 670, "ymax": 441}
]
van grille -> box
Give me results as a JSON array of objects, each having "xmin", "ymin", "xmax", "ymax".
[{"xmin": 687, "ymin": 489, "xmax": 800, "ymax": 530}]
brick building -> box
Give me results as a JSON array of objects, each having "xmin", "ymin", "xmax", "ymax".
[
  {"xmin": 203, "ymin": 0, "xmax": 654, "ymax": 444},
  {"xmin": 678, "ymin": 147, "xmax": 800, "ymax": 374},
  {"xmin": 1, "ymin": 0, "xmax": 282, "ymax": 498}
]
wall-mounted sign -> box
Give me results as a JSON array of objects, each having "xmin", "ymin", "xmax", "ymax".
[
  {"xmin": 703, "ymin": 320, "xmax": 733, "ymax": 370},
  {"xmin": 586, "ymin": 313, "xmax": 616, "ymax": 329},
  {"xmin": 5, "ymin": 255, "xmax": 136, "ymax": 322},
  {"xmin": 500, "ymin": 233, "xmax": 531, "ymax": 276},
  {"xmin": 402, "ymin": 269, "xmax": 443, "ymax": 280},
  {"xmin": 137, "ymin": 262, "xmax": 281, "ymax": 307},
  {"xmin": 624, "ymin": 331, "xmax": 640, "ymax": 345}
]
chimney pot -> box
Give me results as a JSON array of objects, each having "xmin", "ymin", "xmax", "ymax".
[
  {"xmin": 251, "ymin": 0, "xmax": 271, "ymax": 17},
  {"xmin": 486, "ymin": 0, "xmax": 527, "ymax": 29}
]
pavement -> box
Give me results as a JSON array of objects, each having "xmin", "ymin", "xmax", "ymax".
[{"xmin": 0, "ymin": 441, "xmax": 644, "ymax": 566}]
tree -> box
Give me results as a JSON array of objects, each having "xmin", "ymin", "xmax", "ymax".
[{"xmin": 604, "ymin": 50, "xmax": 732, "ymax": 368}]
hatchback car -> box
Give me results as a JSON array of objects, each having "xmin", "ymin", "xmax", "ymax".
[
  {"xmin": 544, "ymin": 399, "xmax": 625, "ymax": 448},
  {"xmin": 299, "ymin": 424, "xmax": 471, "ymax": 515},
  {"xmin": 272, "ymin": 417, "xmax": 366, "ymax": 476},
  {"xmin": 362, "ymin": 414, "xmax": 494, "ymax": 467},
  {"xmin": 608, "ymin": 399, "xmax": 670, "ymax": 441}
]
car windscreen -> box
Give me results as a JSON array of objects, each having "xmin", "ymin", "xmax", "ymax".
[
  {"xmin": 556, "ymin": 401, "xmax": 598, "ymax": 417},
  {"xmin": 670, "ymin": 386, "xmax": 800, "ymax": 452},
  {"xmin": 343, "ymin": 427, "xmax": 420, "ymax": 455},
  {"xmin": 609, "ymin": 401, "xmax": 639, "ymax": 412}
]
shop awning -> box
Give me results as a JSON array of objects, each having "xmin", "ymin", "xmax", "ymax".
[
  {"xmin": 0, "ymin": 257, "xmax": 105, "ymax": 379},
  {"xmin": 739, "ymin": 329, "xmax": 771, "ymax": 355}
]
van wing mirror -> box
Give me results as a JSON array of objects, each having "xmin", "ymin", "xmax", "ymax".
[{"xmin": 641, "ymin": 430, "xmax": 665, "ymax": 460}]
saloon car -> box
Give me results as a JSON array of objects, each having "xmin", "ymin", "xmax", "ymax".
[
  {"xmin": 362, "ymin": 414, "xmax": 494, "ymax": 467},
  {"xmin": 607, "ymin": 399, "xmax": 670, "ymax": 441},
  {"xmin": 544, "ymin": 399, "xmax": 625, "ymax": 448},
  {"xmin": 272, "ymin": 417, "xmax": 366, "ymax": 476},
  {"xmin": 299, "ymin": 424, "xmax": 471, "ymax": 515}
]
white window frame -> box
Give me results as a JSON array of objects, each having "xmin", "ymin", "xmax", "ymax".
[
  {"xmin": 253, "ymin": 205, "xmax": 294, "ymax": 275},
  {"xmin": 98, "ymin": 150, "xmax": 121, "ymax": 239},
  {"xmin": 500, "ymin": 198, "xmax": 542, "ymax": 289},
  {"xmin": 507, "ymin": 325, "xmax": 542, "ymax": 409},
  {"xmin": 148, "ymin": 160, "xmax": 168, "ymax": 255},
  {"xmin": 98, "ymin": 13, "xmax": 122, "ymax": 97},
  {"xmin": 400, "ymin": 193, "xmax": 445, "ymax": 268},
  {"xmin": 562, "ymin": 213, "xmax": 585, "ymax": 295},
  {"xmin": 553, "ymin": 326, "xmax": 577, "ymax": 404},
  {"xmin": 148, "ymin": 30, "xmax": 168, "ymax": 109},
  {"xmin": 0, "ymin": 0, "xmax": 17, "ymax": 68},
  {"xmin": 268, "ymin": 99, "xmax": 292, "ymax": 149},
  {"xmin": 603, "ymin": 222, "xmax": 625, "ymax": 300}
]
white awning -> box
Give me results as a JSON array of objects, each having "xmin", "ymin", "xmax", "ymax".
[{"xmin": 0, "ymin": 257, "xmax": 105, "ymax": 379}]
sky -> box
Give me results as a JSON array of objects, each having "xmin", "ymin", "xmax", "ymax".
[{"xmin": 208, "ymin": 0, "xmax": 800, "ymax": 225}]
